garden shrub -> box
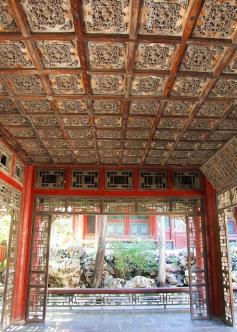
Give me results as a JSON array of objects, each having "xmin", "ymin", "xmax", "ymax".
[{"xmin": 110, "ymin": 240, "xmax": 158, "ymax": 278}]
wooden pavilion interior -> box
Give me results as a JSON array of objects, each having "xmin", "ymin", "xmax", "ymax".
[{"xmin": 0, "ymin": 0, "xmax": 237, "ymax": 330}]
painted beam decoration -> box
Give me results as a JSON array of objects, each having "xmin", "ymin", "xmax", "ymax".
[{"xmin": 201, "ymin": 136, "xmax": 237, "ymax": 191}]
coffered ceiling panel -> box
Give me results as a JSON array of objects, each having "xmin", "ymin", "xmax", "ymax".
[
  {"xmin": 36, "ymin": 41, "xmax": 80, "ymax": 68},
  {"xmin": 0, "ymin": 0, "xmax": 236, "ymax": 166}
]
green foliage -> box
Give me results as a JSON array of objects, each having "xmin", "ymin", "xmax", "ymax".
[{"xmin": 110, "ymin": 240, "xmax": 158, "ymax": 278}]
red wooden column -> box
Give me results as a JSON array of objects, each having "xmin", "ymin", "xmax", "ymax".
[
  {"xmin": 204, "ymin": 177, "xmax": 224, "ymax": 318},
  {"xmin": 12, "ymin": 165, "xmax": 35, "ymax": 322}
]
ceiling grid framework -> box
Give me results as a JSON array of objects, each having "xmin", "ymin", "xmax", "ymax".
[{"xmin": 0, "ymin": 0, "xmax": 236, "ymax": 166}]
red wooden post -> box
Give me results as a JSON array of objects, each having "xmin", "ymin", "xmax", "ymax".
[
  {"xmin": 12, "ymin": 165, "xmax": 35, "ymax": 322},
  {"xmin": 204, "ymin": 177, "xmax": 224, "ymax": 319}
]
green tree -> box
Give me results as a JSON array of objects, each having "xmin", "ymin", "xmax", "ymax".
[{"xmin": 111, "ymin": 240, "xmax": 157, "ymax": 278}]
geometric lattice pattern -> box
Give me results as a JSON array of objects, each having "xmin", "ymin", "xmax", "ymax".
[
  {"xmin": 186, "ymin": 215, "xmax": 209, "ymax": 320},
  {"xmin": 26, "ymin": 215, "xmax": 51, "ymax": 323},
  {"xmin": 34, "ymin": 196, "xmax": 202, "ymax": 216},
  {"xmin": 0, "ymin": 1, "xmax": 236, "ymax": 166},
  {"xmin": 217, "ymin": 211, "xmax": 234, "ymax": 326},
  {"xmin": 0, "ymin": 180, "xmax": 22, "ymax": 330}
]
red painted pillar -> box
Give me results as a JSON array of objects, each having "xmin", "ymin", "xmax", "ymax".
[
  {"xmin": 204, "ymin": 177, "xmax": 224, "ymax": 319},
  {"xmin": 12, "ymin": 165, "xmax": 35, "ymax": 322}
]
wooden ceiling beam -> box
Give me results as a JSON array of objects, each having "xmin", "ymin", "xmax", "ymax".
[
  {"xmin": 0, "ymin": 32, "xmax": 236, "ymax": 49},
  {"xmin": 70, "ymin": 0, "xmax": 100, "ymax": 164},
  {"xmin": 8, "ymin": 0, "xmax": 78, "ymax": 163},
  {"xmin": 0, "ymin": 74, "xmax": 54, "ymax": 162},
  {"xmin": 141, "ymin": 0, "xmax": 205, "ymax": 165},
  {"xmin": 163, "ymin": 43, "xmax": 237, "ymax": 165}
]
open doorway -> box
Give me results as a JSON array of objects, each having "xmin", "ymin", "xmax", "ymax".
[
  {"xmin": 26, "ymin": 196, "xmax": 209, "ymax": 323},
  {"xmin": 48, "ymin": 214, "xmax": 189, "ymax": 290},
  {"xmin": 43, "ymin": 213, "xmax": 208, "ymax": 321}
]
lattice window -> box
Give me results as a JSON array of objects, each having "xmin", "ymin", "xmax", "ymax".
[
  {"xmin": 37, "ymin": 169, "xmax": 65, "ymax": 188},
  {"xmin": 107, "ymin": 222, "xmax": 125, "ymax": 236},
  {"xmin": 137, "ymin": 199, "xmax": 170, "ymax": 214},
  {"xmin": 174, "ymin": 171, "xmax": 200, "ymax": 189},
  {"xmin": 67, "ymin": 199, "xmax": 101, "ymax": 214},
  {"xmin": 187, "ymin": 215, "xmax": 209, "ymax": 320},
  {"xmin": 231, "ymin": 187, "xmax": 237, "ymax": 206},
  {"xmin": 139, "ymin": 170, "xmax": 167, "ymax": 189},
  {"xmin": 35, "ymin": 197, "xmax": 66, "ymax": 212},
  {"xmin": 103, "ymin": 199, "xmax": 136, "ymax": 214},
  {"xmin": 105, "ymin": 171, "xmax": 133, "ymax": 190},
  {"xmin": 27, "ymin": 215, "xmax": 51, "ymax": 322},
  {"xmin": 0, "ymin": 143, "xmax": 12, "ymax": 174},
  {"xmin": 130, "ymin": 222, "xmax": 148, "ymax": 236},
  {"xmin": 14, "ymin": 160, "xmax": 24, "ymax": 183},
  {"xmin": 71, "ymin": 170, "xmax": 99, "ymax": 189},
  {"xmin": 217, "ymin": 190, "xmax": 232, "ymax": 210},
  {"xmin": 172, "ymin": 198, "xmax": 202, "ymax": 214},
  {"xmin": 217, "ymin": 211, "xmax": 234, "ymax": 326},
  {"xmin": 0, "ymin": 180, "xmax": 22, "ymax": 209}
]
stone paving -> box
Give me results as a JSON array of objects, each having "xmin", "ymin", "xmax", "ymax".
[{"xmin": 5, "ymin": 309, "xmax": 237, "ymax": 332}]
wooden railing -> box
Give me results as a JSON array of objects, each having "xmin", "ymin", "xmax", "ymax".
[{"xmin": 47, "ymin": 287, "xmax": 190, "ymax": 309}]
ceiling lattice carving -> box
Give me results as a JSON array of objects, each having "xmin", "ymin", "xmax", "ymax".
[{"xmin": 0, "ymin": 0, "xmax": 236, "ymax": 166}]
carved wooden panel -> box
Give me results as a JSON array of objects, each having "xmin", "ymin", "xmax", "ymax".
[
  {"xmin": 0, "ymin": 41, "xmax": 33, "ymax": 68},
  {"xmin": 131, "ymin": 75, "xmax": 167, "ymax": 96},
  {"xmin": 5, "ymin": 74, "xmax": 45, "ymax": 95},
  {"xmin": 0, "ymin": 0, "xmax": 19, "ymax": 32},
  {"xmin": 92, "ymin": 100, "xmax": 121, "ymax": 114},
  {"xmin": 90, "ymin": 74, "xmax": 125, "ymax": 95},
  {"xmin": 136, "ymin": 43, "xmax": 177, "ymax": 70},
  {"xmin": 129, "ymin": 101, "xmax": 159, "ymax": 115},
  {"xmin": 209, "ymin": 79, "xmax": 237, "ymax": 97},
  {"xmin": 193, "ymin": 0, "xmax": 237, "ymax": 39},
  {"xmin": 83, "ymin": 0, "xmax": 130, "ymax": 34},
  {"xmin": 171, "ymin": 77, "xmax": 208, "ymax": 96},
  {"xmin": 0, "ymin": 99, "xmax": 19, "ymax": 114},
  {"xmin": 88, "ymin": 41, "xmax": 126, "ymax": 69},
  {"xmin": 139, "ymin": 0, "xmax": 189, "ymax": 36},
  {"xmin": 57, "ymin": 100, "xmax": 87, "ymax": 114},
  {"xmin": 49, "ymin": 74, "xmax": 84, "ymax": 95},
  {"xmin": 20, "ymin": 99, "xmax": 53, "ymax": 113},
  {"xmin": 180, "ymin": 45, "xmax": 224, "ymax": 72},
  {"xmin": 36, "ymin": 41, "xmax": 80, "ymax": 68},
  {"xmin": 201, "ymin": 137, "xmax": 237, "ymax": 191},
  {"xmin": 20, "ymin": 0, "xmax": 74, "ymax": 32},
  {"xmin": 0, "ymin": 0, "xmax": 236, "ymax": 169}
]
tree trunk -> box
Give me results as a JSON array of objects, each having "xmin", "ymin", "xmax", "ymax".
[
  {"xmin": 92, "ymin": 215, "xmax": 107, "ymax": 288},
  {"xmin": 157, "ymin": 216, "xmax": 166, "ymax": 286}
]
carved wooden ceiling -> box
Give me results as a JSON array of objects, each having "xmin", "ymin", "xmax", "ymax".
[{"xmin": 0, "ymin": 0, "xmax": 236, "ymax": 165}]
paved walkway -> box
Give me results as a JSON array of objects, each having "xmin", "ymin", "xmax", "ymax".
[{"xmin": 5, "ymin": 309, "xmax": 237, "ymax": 332}]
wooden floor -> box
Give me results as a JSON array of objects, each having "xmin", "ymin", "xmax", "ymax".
[{"xmin": 5, "ymin": 309, "xmax": 237, "ymax": 332}]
